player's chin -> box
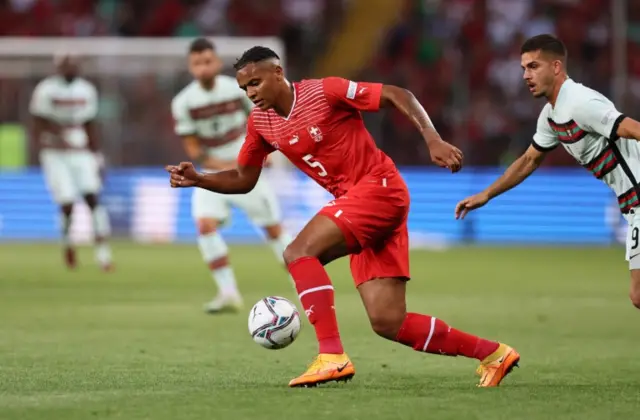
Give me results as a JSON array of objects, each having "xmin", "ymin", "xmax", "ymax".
[{"xmin": 254, "ymin": 100, "xmax": 269, "ymax": 110}]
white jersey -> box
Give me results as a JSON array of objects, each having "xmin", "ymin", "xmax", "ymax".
[
  {"xmin": 29, "ymin": 75, "xmax": 98, "ymax": 148},
  {"xmin": 171, "ymin": 75, "xmax": 253, "ymax": 161},
  {"xmin": 532, "ymin": 78, "xmax": 639, "ymax": 215}
]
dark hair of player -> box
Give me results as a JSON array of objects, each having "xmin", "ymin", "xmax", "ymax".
[
  {"xmin": 233, "ymin": 46, "xmax": 280, "ymax": 71},
  {"xmin": 189, "ymin": 38, "xmax": 215, "ymax": 54},
  {"xmin": 521, "ymin": 34, "xmax": 567, "ymax": 61}
]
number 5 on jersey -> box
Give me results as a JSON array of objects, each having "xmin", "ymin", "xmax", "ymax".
[{"xmin": 303, "ymin": 154, "xmax": 328, "ymax": 177}]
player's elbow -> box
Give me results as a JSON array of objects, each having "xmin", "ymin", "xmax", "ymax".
[
  {"xmin": 380, "ymin": 85, "xmax": 413, "ymax": 108},
  {"xmin": 618, "ymin": 117, "xmax": 640, "ymax": 141},
  {"xmin": 235, "ymin": 182, "xmax": 256, "ymax": 194}
]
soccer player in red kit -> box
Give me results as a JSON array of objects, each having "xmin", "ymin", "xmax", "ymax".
[{"xmin": 166, "ymin": 46, "xmax": 520, "ymax": 388}]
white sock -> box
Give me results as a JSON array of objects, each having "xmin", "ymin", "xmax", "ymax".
[
  {"xmin": 91, "ymin": 205, "xmax": 111, "ymax": 238},
  {"xmin": 268, "ymin": 232, "xmax": 292, "ymax": 264},
  {"xmin": 96, "ymin": 242, "xmax": 112, "ymax": 265},
  {"xmin": 197, "ymin": 231, "xmax": 240, "ymax": 297},
  {"xmin": 92, "ymin": 205, "xmax": 112, "ymax": 264}
]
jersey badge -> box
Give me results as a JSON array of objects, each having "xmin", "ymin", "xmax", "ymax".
[{"xmin": 308, "ymin": 125, "xmax": 323, "ymax": 143}]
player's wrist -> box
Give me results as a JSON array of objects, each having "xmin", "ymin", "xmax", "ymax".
[{"xmin": 194, "ymin": 171, "xmax": 205, "ymax": 187}]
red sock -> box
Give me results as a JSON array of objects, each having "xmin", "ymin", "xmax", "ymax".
[
  {"xmin": 395, "ymin": 313, "xmax": 499, "ymax": 360},
  {"xmin": 288, "ymin": 257, "xmax": 344, "ymax": 354}
]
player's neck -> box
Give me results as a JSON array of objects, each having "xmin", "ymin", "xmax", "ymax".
[
  {"xmin": 548, "ymin": 74, "xmax": 569, "ymax": 107},
  {"xmin": 199, "ymin": 77, "xmax": 215, "ymax": 91},
  {"xmin": 273, "ymin": 80, "xmax": 295, "ymax": 118}
]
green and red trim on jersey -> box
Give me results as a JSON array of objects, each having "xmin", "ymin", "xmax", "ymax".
[
  {"xmin": 583, "ymin": 146, "xmax": 619, "ymax": 179},
  {"xmin": 547, "ymin": 119, "xmax": 587, "ymax": 144},
  {"xmin": 618, "ymin": 187, "xmax": 640, "ymax": 214}
]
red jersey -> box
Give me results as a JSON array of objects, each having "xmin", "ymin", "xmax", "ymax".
[{"xmin": 237, "ymin": 77, "xmax": 399, "ymax": 198}]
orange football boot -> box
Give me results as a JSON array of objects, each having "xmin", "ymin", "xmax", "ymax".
[
  {"xmin": 288, "ymin": 353, "xmax": 355, "ymax": 387},
  {"xmin": 476, "ymin": 343, "xmax": 520, "ymax": 387}
]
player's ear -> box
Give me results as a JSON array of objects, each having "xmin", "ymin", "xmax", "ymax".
[
  {"xmin": 213, "ymin": 54, "xmax": 223, "ymax": 73},
  {"xmin": 274, "ymin": 65, "xmax": 284, "ymax": 81}
]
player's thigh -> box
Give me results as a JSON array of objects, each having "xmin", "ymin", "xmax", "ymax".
[
  {"xmin": 351, "ymin": 223, "xmax": 410, "ymax": 287},
  {"xmin": 358, "ymin": 277, "xmax": 407, "ymax": 339},
  {"xmin": 39, "ymin": 149, "xmax": 77, "ymax": 204},
  {"xmin": 625, "ymin": 211, "xmax": 640, "ymax": 307},
  {"xmin": 191, "ymin": 187, "xmax": 230, "ymax": 224},
  {"xmin": 318, "ymin": 173, "xmax": 409, "ymax": 251},
  {"xmin": 229, "ymin": 177, "xmax": 282, "ymax": 227},
  {"xmin": 69, "ymin": 151, "xmax": 101, "ymax": 195},
  {"xmin": 283, "ymin": 213, "xmax": 350, "ymax": 265}
]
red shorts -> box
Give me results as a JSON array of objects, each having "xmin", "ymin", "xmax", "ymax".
[{"xmin": 318, "ymin": 171, "xmax": 410, "ymax": 286}]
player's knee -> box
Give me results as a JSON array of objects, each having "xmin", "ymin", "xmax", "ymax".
[
  {"xmin": 196, "ymin": 219, "xmax": 218, "ymax": 235},
  {"xmin": 283, "ymin": 241, "xmax": 315, "ymax": 265},
  {"xmin": 368, "ymin": 310, "xmax": 405, "ymax": 340},
  {"xmin": 264, "ymin": 224, "xmax": 282, "ymax": 240},
  {"xmin": 83, "ymin": 194, "xmax": 98, "ymax": 209},
  {"xmin": 61, "ymin": 203, "xmax": 73, "ymax": 216}
]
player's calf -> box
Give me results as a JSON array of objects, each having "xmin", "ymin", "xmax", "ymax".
[
  {"xmin": 358, "ymin": 278, "xmax": 407, "ymax": 340},
  {"xmin": 196, "ymin": 218, "xmax": 242, "ymax": 310},
  {"xmin": 84, "ymin": 194, "xmax": 113, "ymax": 271}
]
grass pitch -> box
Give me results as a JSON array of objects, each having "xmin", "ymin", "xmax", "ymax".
[{"xmin": 0, "ymin": 243, "xmax": 638, "ymax": 419}]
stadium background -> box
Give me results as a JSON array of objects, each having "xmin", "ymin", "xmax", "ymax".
[
  {"xmin": 2, "ymin": 2, "xmax": 640, "ymax": 419},
  {"xmin": 0, "ymin": 0, "xmax": 635, "ymax": 246}
]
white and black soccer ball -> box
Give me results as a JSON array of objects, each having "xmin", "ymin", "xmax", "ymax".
[{"xmin": 248, "ymin": 296, "xmax": 301, "ymax": 349}]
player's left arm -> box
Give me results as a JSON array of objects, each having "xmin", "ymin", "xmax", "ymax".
[
  {"xmin": 82, "ymin": 84, "xmax": 100, "ymax": 152},
  {"xmin": 616, "ymin": 118, "xmax": 640, "ymax": 141},
  {"xmin": 573, "ymin": 97, "xmax": 640, "ymax": 141},
  {"xmin": 322, "ymin": 77, "xmax": 462, "ymax": 172}
]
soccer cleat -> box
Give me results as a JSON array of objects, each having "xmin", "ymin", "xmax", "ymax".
[
  {"xmin": 100, "ymin": 262, "xmax": 114, "ymax": 272},
  {"xmin": 476, "ymin": 343, "xmax": 520, "ymax": 387},
  {"xmin": 203, "ymin": 294, "xmax": 243, "ymax": 314},
  {"xmin": 288, "ymin": 353, "xmax": 355, "ymax": 387},
  {"xmin": 64, "ymin": 247, "xmax": 77, "ymax": 269}
]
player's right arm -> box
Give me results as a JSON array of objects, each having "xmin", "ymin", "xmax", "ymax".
[
  {"xmin": 322, "ymin": 77, "xmax": 462, "ymax": 172},
  {"xmin": 454, "ymin": 108, "xmax": 556, "ymax": 219},
  {"xmin": 166, "ymin": 114, "xmax": 272, "ymax": 194},
  {"xmin": 29, "ymin": 81, "xmax": 61, "ymax": 146}
]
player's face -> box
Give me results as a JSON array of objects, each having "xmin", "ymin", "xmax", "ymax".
[
  {"xmin": 236, "ymin": 62, "xmax": 283, "ymax": 111},
  {"xmin": 188, "ymin": 49, "xmax": 221, "ymax": 83},
  {"xmin": 57, "ymin": 58, "xmax": 79, "ymax": 81},
  {"xmin": 521, "ymin": 50, "xmax": 560, "ymax": 98}
]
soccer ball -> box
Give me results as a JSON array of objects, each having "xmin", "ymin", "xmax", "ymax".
[{"xmin": 248, "ymin": 296, "xmax": 301, "ymax": 349}]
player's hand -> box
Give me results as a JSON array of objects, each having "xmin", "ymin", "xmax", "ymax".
[
  {"xmin": 165, "ymin": 162, "xmax": 202, "ymax": 188},
  {"xmin": 428, "ymin": 139, "xmax": 463, "ymax": 173},
  {"xmin": 455, "ymin": 192, "xmax": 490, "ymax": 219}
]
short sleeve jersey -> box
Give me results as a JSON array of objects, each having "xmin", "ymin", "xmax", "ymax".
[
  {"xmin": 238, "ymin": 77, "xmax": 398, "ymax": 198},
  {"xmin": 171, "ymin": 75, "xmax": 253, "ymax": 161},
  {"xmin": 29, "ymin": 75, "xmax": 98, "ymax": 148},
  {"xmin": 531, "ymin": 78, "xmax": 638, "ymax": 214}
]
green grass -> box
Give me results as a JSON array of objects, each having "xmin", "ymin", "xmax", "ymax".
[{"xmin": 0, "ymin": 243, "xmax": 638, "ymax": 419}]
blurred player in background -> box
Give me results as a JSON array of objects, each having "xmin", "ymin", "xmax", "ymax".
[
  {"xmin": 167, "ymin": 46, "xmax": 519, "ymax": 388},
  {"xmin": 456, "ymin": 34, "xmax": 640, "ymax": 310},
  {"xmin": 29, "ymin": 54, "xmax": 113, "ymax": 271},
  {"xmin": 171, "ymin": 38, "xmax": 292, "ymax": 314}
]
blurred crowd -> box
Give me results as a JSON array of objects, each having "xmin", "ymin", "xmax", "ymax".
[
  {"xmin": 366, "ymin": 0, "xmax": 640, "ymax": 166},
  {"xmin": 0, "ymin": 0, "xmax": 638, "ymax": 167}
]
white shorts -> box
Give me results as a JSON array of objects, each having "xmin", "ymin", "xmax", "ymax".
[
  {"xmin": 191, "ymin": 176, "xmax": 281, "ymax": 227},
  {"xmin": 39, "ymin": 149, "xmax": 101, "ymax": 204}
]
